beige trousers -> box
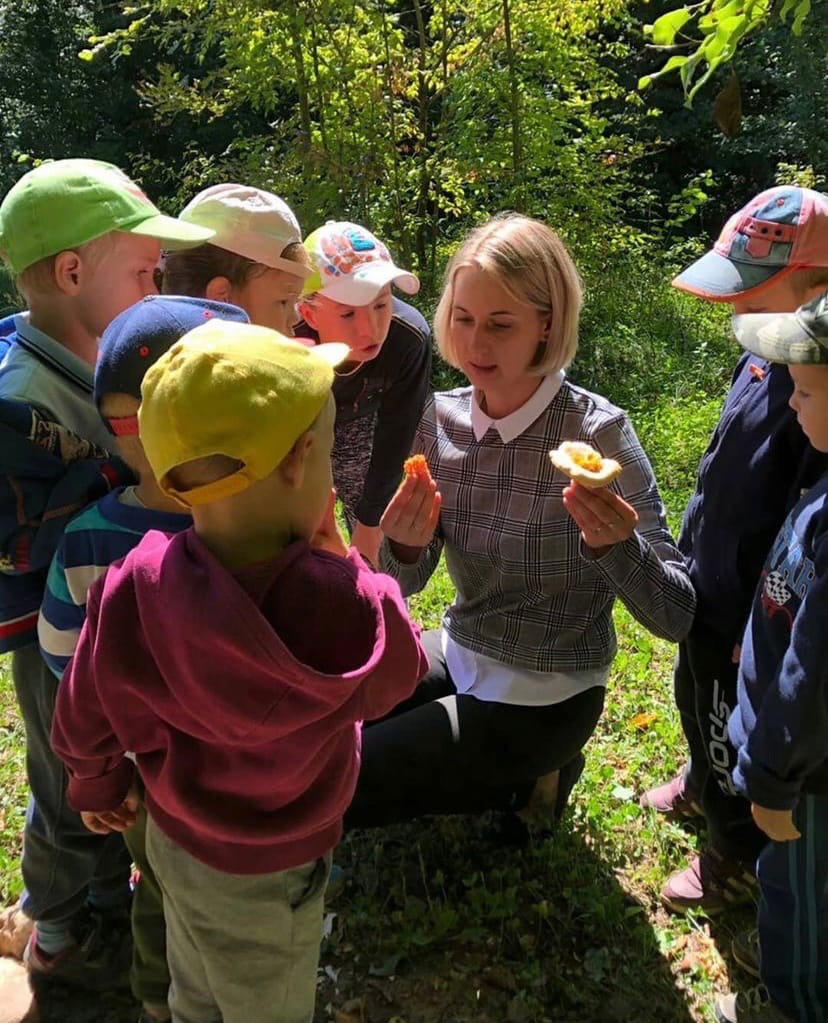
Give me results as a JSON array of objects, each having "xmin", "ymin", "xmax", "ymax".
[{"xmin": 145, "ymin": 815, "xmax": 329, "ymax": 1023}]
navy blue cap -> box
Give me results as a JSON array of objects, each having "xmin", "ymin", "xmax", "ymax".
[{"xmin": 94, "ymin": 296, "xmax": 250, "ymax": 420}]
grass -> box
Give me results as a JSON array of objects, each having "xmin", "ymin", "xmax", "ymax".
[{"xmin": 0, "ymin": 391, "xmax": 758, "ymax": 1022}]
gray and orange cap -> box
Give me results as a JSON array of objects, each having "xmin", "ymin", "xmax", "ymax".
[
  {"xmin": 733, "ymin": 291, "xmax": 828, "ymax": 365},
  {"xmin": 673, "ymin": 186, "xmax": 828, "ymax": 301}
]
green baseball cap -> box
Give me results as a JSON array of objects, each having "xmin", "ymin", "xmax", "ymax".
[{"xmin": 0, "ymin": 159, "xmax": 214, "ymax": 274}]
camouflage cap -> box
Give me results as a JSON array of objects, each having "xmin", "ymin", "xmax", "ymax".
[{"xmin": 732, "ymin": 291, "xmax": 828, "ymax": 365}]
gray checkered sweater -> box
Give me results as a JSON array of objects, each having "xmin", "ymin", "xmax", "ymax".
[{"xmin": 381, "ymin": 381, "xmax": 696, "ymax": 673}]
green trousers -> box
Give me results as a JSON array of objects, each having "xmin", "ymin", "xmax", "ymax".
[{"xmin": 123, "ymin": 787, "xmax": 170, "ymax": 1009}]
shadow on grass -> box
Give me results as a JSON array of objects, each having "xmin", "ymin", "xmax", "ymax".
[
  {"xmin": 322, "ymin": 812, "xmax": 700, "ymax": 1023},
  {"xmin": 12, "ymin": 973, "xmax": 138, "ymax": 1023}
]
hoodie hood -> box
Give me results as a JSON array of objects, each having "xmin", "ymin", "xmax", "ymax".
[{"xmin": 122, "ymin": 528, "xmax": 386, "ymax": 744}]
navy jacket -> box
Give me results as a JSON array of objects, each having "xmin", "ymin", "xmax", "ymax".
[
  {"xmin": 679, "ymin": 353, "xmax": 828, "ymax": 646},
  {"xmin": 730, "ymin": 473, "xmax": 828, "ymax": 806},
  {"xmin": 295, "ymin": 297, "xmax": 431, "ymax": 526}
]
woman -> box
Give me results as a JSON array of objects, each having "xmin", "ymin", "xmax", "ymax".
[{"xmin": 346, "ymin": 212, "xmax": 696, "ymax": 831}]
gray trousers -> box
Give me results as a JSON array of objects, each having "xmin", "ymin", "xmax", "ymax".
[
  {"xmin": 145, "ymin": 816, "xmax": 330, "ymax": 1023},
  {"xmin": 13, "ymin": 642, "xmax": 131, "ymax": 923}
]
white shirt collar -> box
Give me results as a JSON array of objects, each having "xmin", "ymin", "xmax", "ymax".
[{"xmin": 471, "ymin": 371, "xmax": 564, "ymax": 443}]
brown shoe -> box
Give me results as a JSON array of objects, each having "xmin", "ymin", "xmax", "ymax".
[
  {"xmin": 660, "ymin": 848, "xmax": 757, "ymax": 914},
  {"xmin": 639, "ymin": 770, "xmax": 703, "ymax": 821}
]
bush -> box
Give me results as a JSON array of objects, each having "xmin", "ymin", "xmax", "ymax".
[
  {"xmin": 571, "ymin": 252, "xmax": 733, "ymax": 413},
  {"xmin": 633, "ymin": 393, "xmax": 723, "ymax": 527}
]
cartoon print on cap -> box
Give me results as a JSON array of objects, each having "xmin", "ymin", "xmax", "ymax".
[{"xmin": 320, "ymin": 227, "xmax": 390, "ymax": 278}]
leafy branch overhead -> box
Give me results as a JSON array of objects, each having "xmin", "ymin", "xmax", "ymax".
[{"xmin": 639, "ymin": 0, "xmax": 813, "ymax": 104}]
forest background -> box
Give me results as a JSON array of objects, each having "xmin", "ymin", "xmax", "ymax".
[{"xmin": 0, "ymin": 1, "xmax": 826, "ymax": 1021}]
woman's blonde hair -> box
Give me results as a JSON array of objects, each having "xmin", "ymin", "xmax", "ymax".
[{"xmin": 433, "ymin": 213, "xmax": 583, "ymax": 376}]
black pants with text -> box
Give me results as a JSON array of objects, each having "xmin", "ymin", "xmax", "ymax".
[{"xmin": 674, "ymin": 619, "xmax": 766, "ymax": 863}]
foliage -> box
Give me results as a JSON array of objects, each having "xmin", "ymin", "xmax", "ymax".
[
  {"xmin": 75, "ymin": 0, "xmax": 653, "ymax": 289},
  {"xmin": 573, "ymin": 252, "xmax": 732, "ymax": 407},
  {"xmin": 640, "ymin": 0, "xmax": 814, "ymax": 103},
  {"xmin": 625, "ymin": 0, "xmax": 828, "ymax": 240}
]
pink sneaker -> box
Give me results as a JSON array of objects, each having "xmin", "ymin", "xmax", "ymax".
[
  {"xmin": 660, "ymin": 848, "xmax": 757, "ymax": 914},
  {"xmin": 639, "ymin": 771, "xmax": 703, "ymax": 821}
]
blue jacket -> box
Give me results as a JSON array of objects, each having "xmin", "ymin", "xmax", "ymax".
[
  {"xmin": 0, "ymin": 325, "xmax": 130, "ymax": 651},
  {"xmin": 729, "ymin": 472, "xmax": 828, "ymax": 806},
  {"xmin": 679, "ymin": 353, "xmax": 828, "ymax": 645}
]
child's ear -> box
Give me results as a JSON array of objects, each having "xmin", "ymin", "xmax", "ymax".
[
  {"xmin": 53, "ymin": 251, "xmax": 83, "ymax": 295},
  {"xmin": 298, "ymin": 300, "xmax": 318, "ymax": 330},
  {"xmin": 278, "ymin": 430, "xmax": 315, "ymax": 489},
  {"xmin": 204, "ymin": 276, "xmax": 233, "ymax": 304}
]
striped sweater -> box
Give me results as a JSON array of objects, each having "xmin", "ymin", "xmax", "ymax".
[{"xmin": 38, "ymin": 489, "xmax": 190, "ymax": 678}]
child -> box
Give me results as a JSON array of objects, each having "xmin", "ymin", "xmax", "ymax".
[
  {"xmin": 0, "ymin": 158, "xmax": 212, "ymax": 986},
  {"xmin": 163, "ymin": 182, "xmax": 311, "ymax": 336},
  {"xmin": 295, "ymin": 221, "xmax": 432, "ymax": 565},
  {"xmin": 345, "ymin": 212, "xmax": 695, "ymax": 832},
  {"xmin": 51, "ymin": 320, "xmax": 428, "ymax": 1023},
  {"xmin": 713, "ymin": 292, "xmax": 828, "ymax": 1023},
  {"xmin": 640, "ymin": 186, "xmax": 828, "ymax": 913},
  {"xmin": 38, "ymin": 295, "xmax": 248, "ymax": 1022}
]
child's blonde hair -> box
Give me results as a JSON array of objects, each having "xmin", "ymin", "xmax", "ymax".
[
  {"xmin": 433, "ymin": 213, "xmax": 583, "ymax": 376},
  {"xmin": 163, "ymin": 242, "xmax": 308, "ymax": 296},
  {"xmin": 16, "ymin": 233, "xmax": 119, "ymax": 304}
]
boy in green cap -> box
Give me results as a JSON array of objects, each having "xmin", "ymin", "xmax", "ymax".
[{"xmin": 0, "ymin": 158, "xmax": 211, "ymax": 989}]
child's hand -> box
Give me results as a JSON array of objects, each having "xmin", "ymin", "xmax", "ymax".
[
  {"xmin": 562, "ymin": 482, "xmax": 638, "ymax": 550},
  {"xmin": 310, "ymin": 489, "xmax": 349, "ymax": 559},
  {"xmin": 80, "ymin": 786, "xmax": 139, "ymax": 834},
  {"xmin": 381, "ymin": 474, "xmax": 441, "ymax": 559},
  {"xmin": 751, "ymin": 803, "xmax": 801, "ymax": 842}
]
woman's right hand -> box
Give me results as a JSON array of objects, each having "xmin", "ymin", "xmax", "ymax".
[{"xmin": 381, "ymin": 474, "xmax": 441, "ymax": 562}]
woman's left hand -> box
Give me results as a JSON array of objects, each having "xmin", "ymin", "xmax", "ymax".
[{"xmin": 562, "ymin": 482, "xmax": 638, "ymax": 551}]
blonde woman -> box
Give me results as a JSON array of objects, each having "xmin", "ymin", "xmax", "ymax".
[{"xmin": 346, "ymin": 212, "xmax": 696, "ymax": 833}]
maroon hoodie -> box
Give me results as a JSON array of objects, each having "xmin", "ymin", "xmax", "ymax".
[{"xmin": 52, "ymin": 528, "xmax": 427, "ymax": 874}]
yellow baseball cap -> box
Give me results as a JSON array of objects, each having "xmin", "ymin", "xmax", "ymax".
[{"xmin": 138, "ymin": 319, "xmax": 348, "ymax": 506}]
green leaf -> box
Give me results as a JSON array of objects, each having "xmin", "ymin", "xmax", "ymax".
[
  {"xmin": 792, "ymin": 0, "xmax": 812, "ymax": 34},
  {"xmin": 638, "ymin": 54, "xmax": 688, "ymax": 90},
  {"xmin": 698, "ymin": 0, "xmax": 740, "ymax": 32},
  {"xmin": 645, "ymin": 8, "xmax": 692, "ymax": 46},
  {"xmin": 78, "ymin": 48, "xmax": 95, "ymax": 61}
]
